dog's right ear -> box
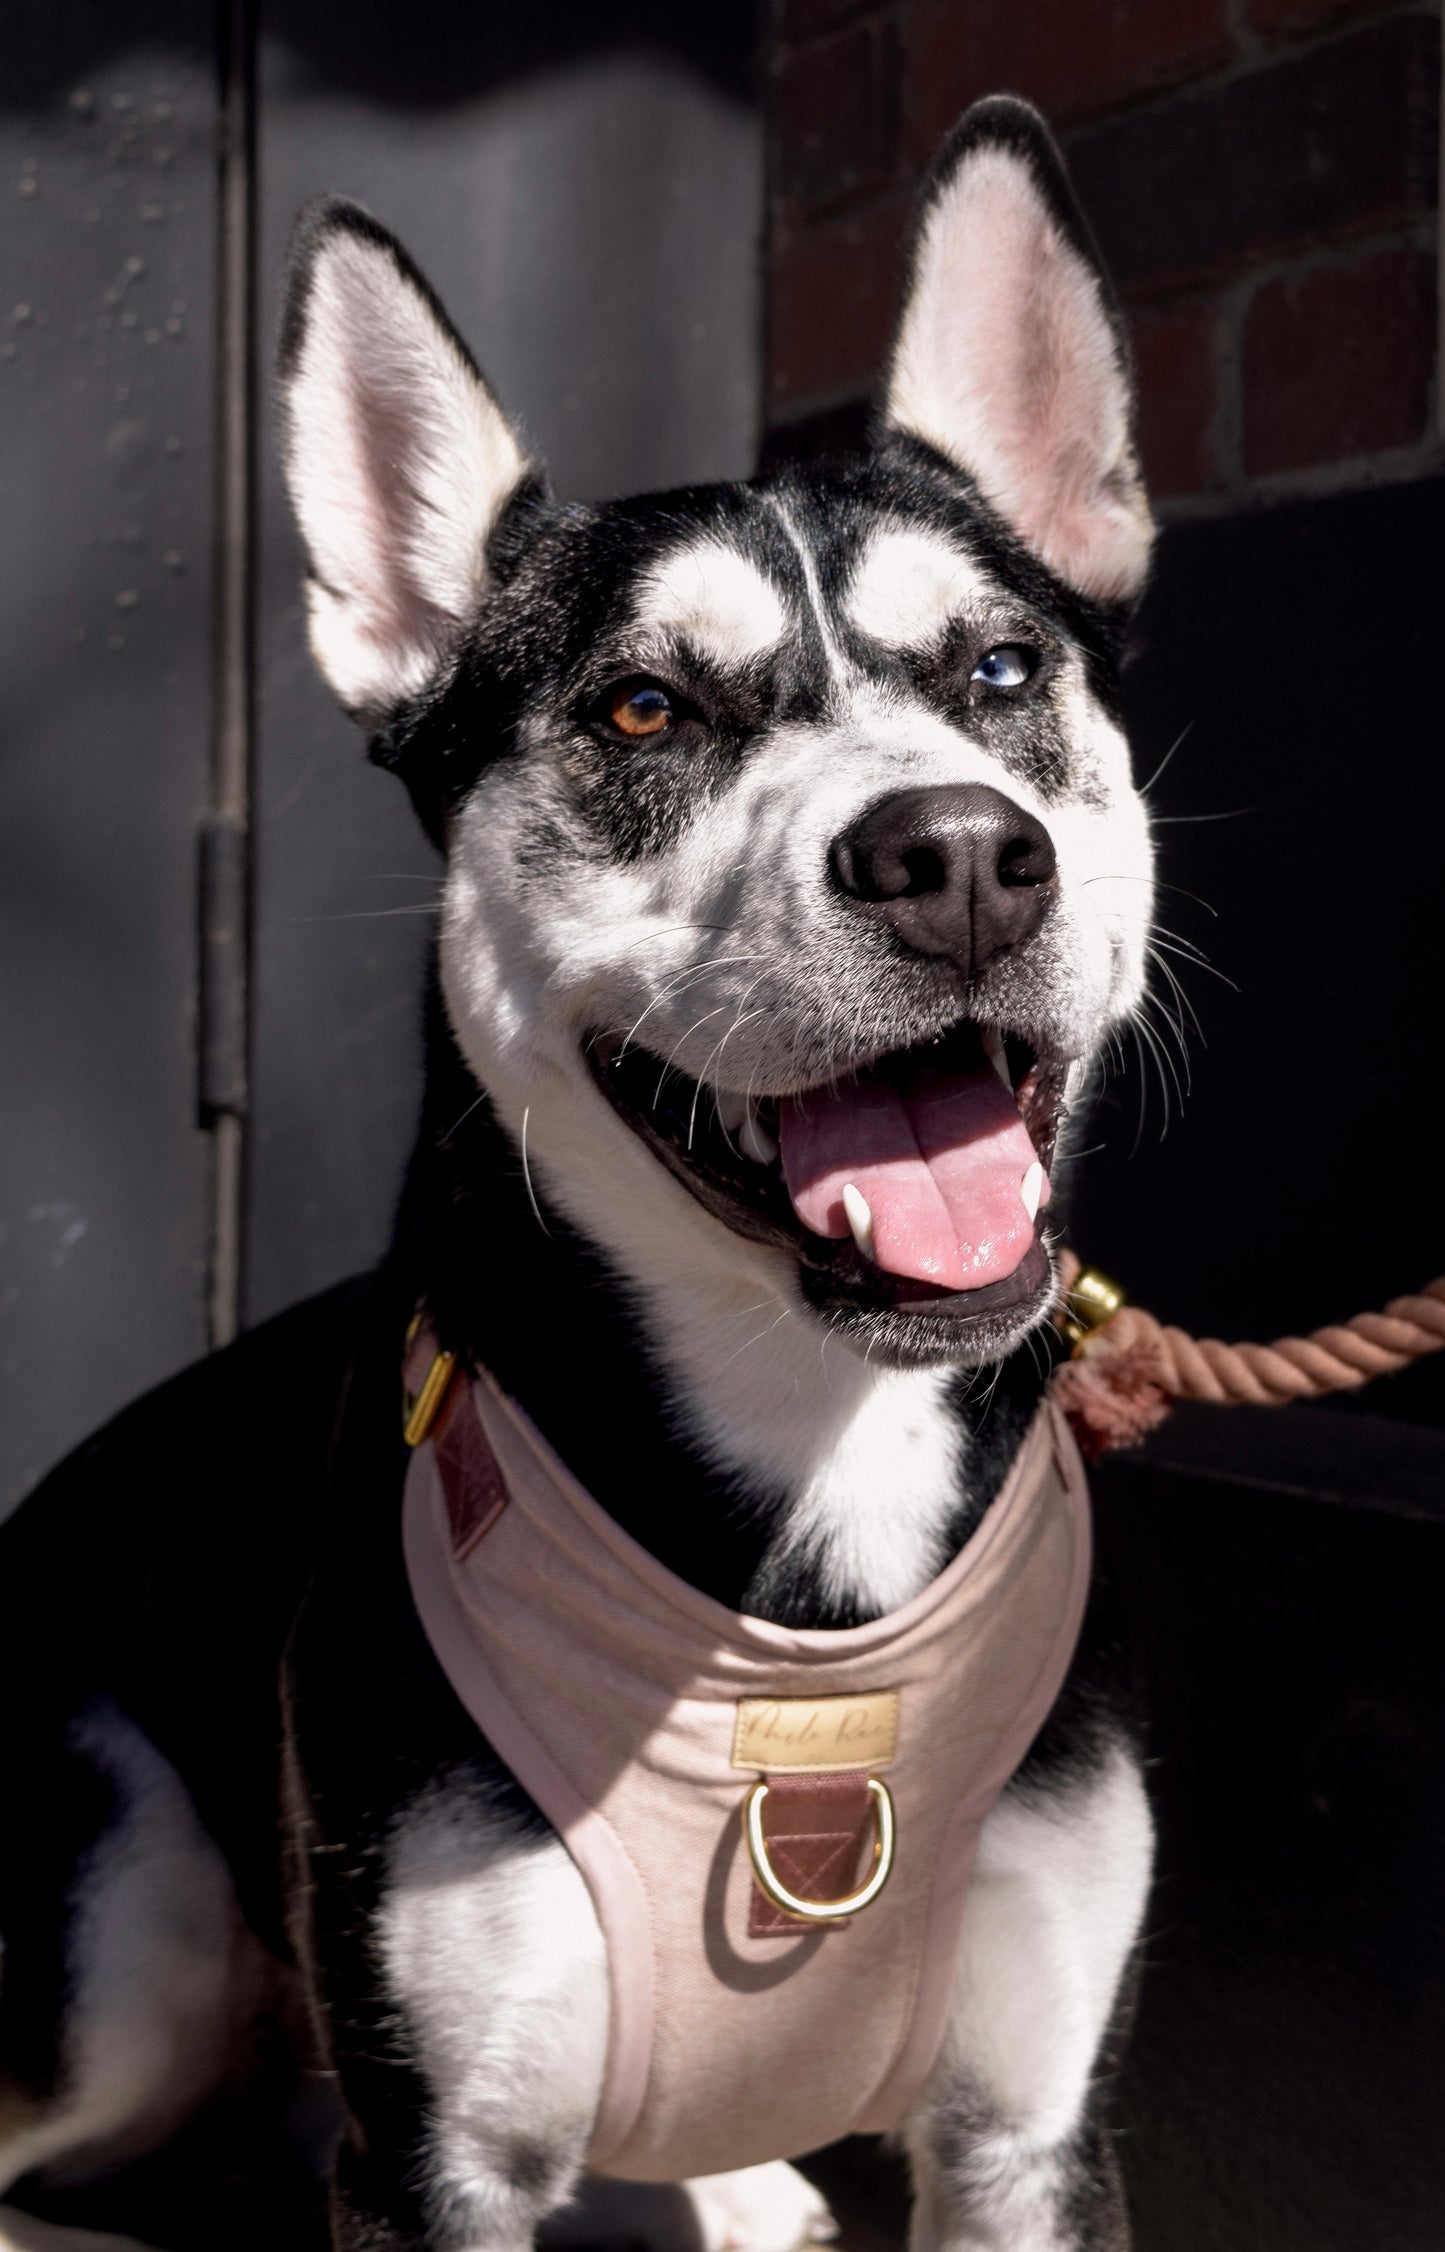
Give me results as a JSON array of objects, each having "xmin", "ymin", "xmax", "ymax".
[{"xmin": 277, "ymin": 198, "xmax": 530, "ymax": 722}]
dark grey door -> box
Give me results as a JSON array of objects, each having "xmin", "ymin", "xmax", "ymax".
[
  {"xmin": 1, "ymin": 2, "xmax": 220, "ymax": 1514},
  {"xmin": 1, "ymin": 0, "xmax": 761, "ymax": 1515}
]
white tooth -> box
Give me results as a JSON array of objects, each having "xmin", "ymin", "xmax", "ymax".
[
  {"xmin": 1020, "ymin": 1161, "xmax": 1044, "ymax": 1223},
  {"xmin": 715, "ymin": 1088, "xmax": 747, "ymax": 1134},
  {"xmin": 842, "ymin": 1182, "xmax": 877, "ymax": 1263},
  {"xmin": 981, "ymin": 1026, "xmax": 1012, "ymax": 1089},
  {"xmin": 739, "ymin": 1107, "xmax": 779, "ymax": 1165}
]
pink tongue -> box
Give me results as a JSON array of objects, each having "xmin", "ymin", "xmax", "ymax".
[{"xmin": 779, "ymin": 1064, "xmax": 1048, "ymax": 1291}]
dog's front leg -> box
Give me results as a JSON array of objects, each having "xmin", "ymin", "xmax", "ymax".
[
  {"xmin": 901, "ymin": 1740, "xmax": 1152, "ymax": 2252},
  {"xmin": 314, "ymin": 1776, "xmax": 608, "ymax": 2252}
]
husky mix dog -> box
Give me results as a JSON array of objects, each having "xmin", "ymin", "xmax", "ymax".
[{"xmin": 0, "ymin": 97, "xmax": 1158, "ymax": 2252}]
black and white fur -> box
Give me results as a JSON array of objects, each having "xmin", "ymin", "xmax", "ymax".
[{"xmin": 0, "ymin": 100, "xmax": 1157, "ymax": 2252}]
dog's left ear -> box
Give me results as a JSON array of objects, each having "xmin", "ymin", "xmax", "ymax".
[
  {"xmin": 885, "ymin": 97, "xmax": 1152, "ymax": 606},
  {"xmin": 278, "ymin": 198, "xmax": 531, "ymax": 721}
]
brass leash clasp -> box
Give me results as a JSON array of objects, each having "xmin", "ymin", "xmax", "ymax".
[{"xmin": 1058, "ymin": 1265, "xmax": 1126, "ymax": 1351}]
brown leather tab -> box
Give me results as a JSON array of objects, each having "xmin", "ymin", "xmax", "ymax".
[
  {"xmin": 404, "ymin": 1321, "xmax": 509, "ymax": 1557},
  {"xmin": 431, "ymin": 1365, "xmax": 510, "ymax": 1558},
  {"xmin": 748, "ymin": 1769, "xmax": 872, "ymax": 1937}
]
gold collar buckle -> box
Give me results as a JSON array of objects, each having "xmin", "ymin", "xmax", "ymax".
[{"xmin": 402, "ymin": 1315, "xmax": 458, "ymax": 1448}]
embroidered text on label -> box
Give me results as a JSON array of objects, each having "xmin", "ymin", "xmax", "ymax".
[{"xmin": 732, "ymin": 1691, "xmax": 901, "ymax": 1773}]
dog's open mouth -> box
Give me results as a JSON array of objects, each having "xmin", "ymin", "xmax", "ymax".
[{"xmin": 587, "ymin": 1020, "xmax": 1067, "ymax": 1327}]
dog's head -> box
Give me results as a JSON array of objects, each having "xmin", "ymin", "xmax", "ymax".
[{"xmin": 279, "ymin": 98, "xmax": 1154, "ymax": 1372}]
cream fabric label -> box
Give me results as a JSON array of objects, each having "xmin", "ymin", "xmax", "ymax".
[{"xmin": 732, "ymin": 1690, "xmax": 900, "ymax": 1773}]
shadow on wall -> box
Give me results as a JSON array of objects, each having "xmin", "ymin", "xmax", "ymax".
[{"xmin": 1066, "ymin": 473, "xmax": 1445, "ymax": 1414}]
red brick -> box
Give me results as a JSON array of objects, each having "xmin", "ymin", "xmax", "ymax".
[
  {"xmin": 1241, "ymin": 243, "xmax": 1436, "ymax": 475},
  {"xmin": 769, "ymin": 198, "xmax": 908, "ymax": 410},
  {"xmin": 771, "ymin": 16, "xmax": 904, "ymax": 215},
  {"xmin": 1067, "ymin": 12, "xmax": 1441, "ymax": 295},
  {"xmin": 1250, "ymin": 0, "xmax": 1396, "ymax": 36},
  {"xmin": 907, "ymin": 0, "xmax": 1229, "ymax": 155},
  {"xmin": 1132, "ymin": 301, "xmax": 1218, "ymax": 498}
]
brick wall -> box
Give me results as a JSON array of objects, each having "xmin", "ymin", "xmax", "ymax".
[{"xmin": 765, "ymin": 0, "xmax": 1443, "ymax": 514}]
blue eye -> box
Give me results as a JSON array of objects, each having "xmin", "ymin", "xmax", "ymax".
[{"xmin": 971, "ymin": 645, "xmax": 1034, "ymax": 689}]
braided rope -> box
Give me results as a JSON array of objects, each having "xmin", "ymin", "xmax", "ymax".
[
  {"xmin": 1093, "ymin": 1279, "xmax": 1445, "ymax": 1404},
  {"xmin": 1051, "ymin": 1255, "xmax": 1445, "ymax": 1456}
]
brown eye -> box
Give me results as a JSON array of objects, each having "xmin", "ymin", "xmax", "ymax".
[{"xmin": 608, "ymin": 681, "xmax": 674, "ymax": 737}]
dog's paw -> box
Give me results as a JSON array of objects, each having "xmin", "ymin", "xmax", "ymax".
[
  {"xmin": 682, "ymin": 2161, "xmax": 838, "ymax": 2252},
  {"xmin": 541, "ymin": 2159, "xmax": 837, "ymax": 2252}
]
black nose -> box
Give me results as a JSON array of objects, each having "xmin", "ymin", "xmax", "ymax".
[{"xmin": 829, "ymin": 783, "xmax": 1057, "ymax": 977}]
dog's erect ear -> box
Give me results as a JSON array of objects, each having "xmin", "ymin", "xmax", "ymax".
[
  {"xmin": 277, "ymin": 198, "xmax": 530, "ymax": 720},
  {"xmin": 885, "ymin": 97, "xmax": 1152, "ymax": 606}
]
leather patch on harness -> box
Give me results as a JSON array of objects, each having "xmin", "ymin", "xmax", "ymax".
[
  {"xmin": 433, "ymin": 1379, "xmax": 510, "ymax": 1559},
  {"xmin": 747, "ymin": 1770, "xmax": 873, "ymax": 1937},
  {"xmin": 732, "ymin": 1690, "xmax": 899, "ymax": 1774}
]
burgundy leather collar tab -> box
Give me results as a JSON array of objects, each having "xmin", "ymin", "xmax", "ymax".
[{"xmin": 403, "ymin": 1326, "xmax": 505, "ymax": 1556}]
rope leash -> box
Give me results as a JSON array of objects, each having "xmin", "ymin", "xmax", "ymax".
[{"xmin": 1051, "ymin": 1252, "xmax": 1445, "ymax": 1460}]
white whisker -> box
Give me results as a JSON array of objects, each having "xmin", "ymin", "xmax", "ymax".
[
  {"xmin": 1139, "ymin": 721, "xmax": 1194, "ymax": 798},
  {"xmin": 617, "ymin": 956, "xmax": 762, "ymax": 1060},
  {"xmin": 519, "ymin": 1106, "xmax": 551, "ymax": 1239},
  {"xmin": 1152, "ymin": 807, "xmax": 1254, "ymax": 825}
]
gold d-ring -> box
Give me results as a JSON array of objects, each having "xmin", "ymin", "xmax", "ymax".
[{"xmin": 742, "ymin": 1776, "xmax": 896, "ymax": 1922}]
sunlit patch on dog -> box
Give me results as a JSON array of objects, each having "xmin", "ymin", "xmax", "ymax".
[
  {"xmin": 631, "ymin": 539, "xmax": 788, "ymax": 671},
  {"xmin": 844, "ymin": 526, "xmax": 993, "ymax": 650}
]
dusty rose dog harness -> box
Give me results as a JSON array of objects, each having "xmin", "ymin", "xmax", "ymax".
[{"xmin": 402, "ymin": 1353, "xmax": 1091, "ymax": 2183}]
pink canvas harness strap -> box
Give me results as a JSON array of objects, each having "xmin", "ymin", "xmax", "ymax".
[{"xmin": 401, "ymin": 1351, "xmax": 1091, "ymax": 2183}]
